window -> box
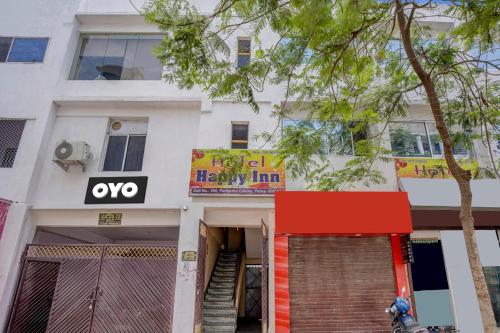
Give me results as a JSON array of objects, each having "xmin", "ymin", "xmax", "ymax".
[
  {"xmin": 389, "ymin": 121, "xmax": 470, "ymax": 158},
  {"xmin": 102, "ymin": 120, "xmax": 147, "ymax": 171},
  {"xmin": 283, "ymin": 119, "xmax": 367, "ymax": 155},
  {"xmin": 237, "ymin": 38, "xmax": 251, "ymax": 68},
  {"xmin": 493, "ymin": 125, "xmax": 500, "ymax": 158},
  {"xmin": 411, "ymin": 239, "xmax": 455, "ymax": 327},
  {"xmin": 72, "ymin": 35, "xmax": 163, "ymax": 80},
  {"xmin": 0, "ymin": 120, "xmax": 26, "ymax": 168},
  {"xmin": 0, "ymin": 37, "xmax": 48, "ymax": 63},
  {"xmin": 283, "ymin": 119, "xmax": 368, "ymax": 155},
  {"xmin": 231, "ymin": 123, "xmax": 249, "ymax": 149},
  {"xmin": 469, "ymin": 43, "xmax": 500, "ymax": 69},
  {"xmin": 483, "ymin": 266, "xmax": 500, "ymax": 327}
]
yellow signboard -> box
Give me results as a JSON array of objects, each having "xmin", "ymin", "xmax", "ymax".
[
  {"xmin": 395, "ymin": 157, "xmax": 479, "ymax": 179},
  {"xmin": 189, "ymin": 149, "xmax": 285, "ymax": 195}
]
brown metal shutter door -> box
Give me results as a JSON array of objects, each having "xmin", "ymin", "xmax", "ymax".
[
  {"xmin": 90, "ymin": 246, "xmax": 177, "ymax": 333},
  {"xmin": 288, "ymin": 236, "xmax": 395, "ymax": 333},
  {"xmin": 8, "ymin": 261, "xmax": 60, "ymax": 333}
]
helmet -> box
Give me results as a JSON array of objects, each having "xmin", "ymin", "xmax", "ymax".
[{"xmin": 394, "ymin": 297, "xmax": 410, "ymax": 314}]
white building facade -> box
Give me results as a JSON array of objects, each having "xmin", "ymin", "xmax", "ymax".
[{"xmin": 0, "ymin": 1, "xmax": 499, "ymax": 333}]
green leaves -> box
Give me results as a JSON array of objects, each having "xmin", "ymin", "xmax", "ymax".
[{"xmin": 146, "ymin": 0, "xmax": 500, "ymax": 189}]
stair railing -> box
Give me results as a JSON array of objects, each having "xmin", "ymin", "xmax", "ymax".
[{"xmin": 234, "ymin": 252, "xmax": 246, "ymax": 312}]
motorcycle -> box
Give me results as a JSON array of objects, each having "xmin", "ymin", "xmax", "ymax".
[{"xmin": 386, "ymin": 287, "xmax": 429, "ymax": 333}]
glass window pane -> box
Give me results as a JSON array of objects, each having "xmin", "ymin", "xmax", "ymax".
[
  {"xmin": 283, "ymin": 120, "xmax": 355, "ymax": 155},
  {"xmin": 122, "ymin": 37, "xmax": 163, "ymax": 80},
  {"xmin": 97, "ymin": 38, "xmax": 127, "ymax": 80},
  {"xmin": 427, "ymin": 123, "xmax": 469, "ymax": 156},
  {"xmin": 238, "ymin": 39, "xmax": 251, "ymax": 53},
  {"xmin": 103, "ymin": 136, "xmax": 127, "ymax": 171},
  {"xmin": 389, "ymin": 122, "xmax": 431, "ymax": 157},
  {"xmin": 232, "ymin": 142, "xmax": 248, "ymax": 149},
  {"xmin": 483, "ymin": 267, "xmax": 500, "ymax": 327},
  {"xmin": 123, "ymin": 135, "xmax": 146, "ymax": 171},
  {"xmin": 324, "ymin": 123, "xmax": 353, "ymax": 155},
  {"xmin": 232, "ymin": 124, "xmax": 248, "ymax": 141},
  {"xmin": 0, "ymin": 37, "xmax": 12, "ymax": 62},
  {"xmin": 7, "ymin": 38, "xmax": 48, "ymax": 62},
  {"xmin": 75, "ymin": 37, "xmax": 107, "ymax": 80},
  {"xmin": 237, "ymin": 54, "xmax": 250, "ymax": 68}
]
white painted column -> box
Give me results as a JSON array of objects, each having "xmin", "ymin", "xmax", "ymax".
[
  {"xmin": 172, "ymin": 204, "xmax": 203, "ymax": 333},
  {"xmin": 441, "ymin": 230, "xmax": 484, "ymax": 333},
  {"xmin": 0, "ymin": 204, "xmax": 36, "ymax": 330}
]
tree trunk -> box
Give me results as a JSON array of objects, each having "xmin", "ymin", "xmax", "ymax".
[{"xmin": 394, "ymin": 2, "xmax": 497, "ymax": 332}]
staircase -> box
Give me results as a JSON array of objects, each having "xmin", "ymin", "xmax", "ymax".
[{"xmin": 203, "ymin": 252, "xmax": 239, "ymax": 333}]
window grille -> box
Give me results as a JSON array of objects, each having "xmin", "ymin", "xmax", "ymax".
[{"xmin": 0, "ymin": 119, "xmax": 26, "ymax": 168}]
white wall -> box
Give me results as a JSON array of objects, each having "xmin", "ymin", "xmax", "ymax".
[
  {"xmin": 32, "ymin": 105, "xmax": 201, "ymax": 209},
  {"xmin": 441, "ymin": 230, "xmax": 500, "ymax": 333}
]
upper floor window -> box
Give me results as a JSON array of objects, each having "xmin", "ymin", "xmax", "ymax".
[
  {"xmin": 0, "ymin": 37, "xmax": 48, "ymax": 63},
  {"xmin": 231, "ymin": 122, "xmax": 249, "ymax": 149},
  {"xmin": 389, "ymin": 121, "xmax": 469, "ymax": 158},
  {"xmin": 283, "ymin": 119, "xmax": 367, "ymax": 155},
  {"xmin": 237, "ymin": 38, "xmax": 251, "ymax": 68},
  {"xmin": 102, "ymin": 119, "xmax": 147, "ymax": 171},
  {"xmin": 0, "ymin": 119, "xmax": 26, "ymax": 168},
  {"xmin": 71, "ymin": 35, "xmax": 163, "ymax": 80}
]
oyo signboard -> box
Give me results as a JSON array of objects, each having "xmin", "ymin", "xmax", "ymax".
[
  {"xmin": 85, "ymin": 177, "xmax": 148, "ymax": 204},
  {"xmin": 189, "ymin": 149, "xmax": 285, "ymax": 195},
  {"xmin": 395, "ymin": 158, "xmax": 479, "ymax": 179}
]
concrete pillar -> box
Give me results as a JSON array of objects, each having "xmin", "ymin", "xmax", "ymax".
[
  {"xmin": 0, "ymin": 204, "xmax": 36, "ymax": 330},
  {"xmin": 172, "ymin": 204, "xmax": 203, "ymax": 333}
]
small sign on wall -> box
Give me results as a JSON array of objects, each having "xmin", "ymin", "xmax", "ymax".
[
  {"xmin": 182, "ymin": 251, "xmax": 197, "ymax": 261},
  {"xmin": 98, "ymin": 213, "xmax": 122, "ymax": 226}
]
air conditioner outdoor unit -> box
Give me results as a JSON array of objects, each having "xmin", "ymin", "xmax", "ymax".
[{"xmin": 52, "ymin": 140, "xmax": 92, "ymax": 172}]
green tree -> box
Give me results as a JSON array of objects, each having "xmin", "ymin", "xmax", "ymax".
[{"xmin": 143, "ymin": 0, "xmax": 499, "ymax": 330}]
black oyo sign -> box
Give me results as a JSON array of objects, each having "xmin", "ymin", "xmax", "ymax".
[{"xmin": 84, "ymin": 177, "xmax": 148, "ymax": 204}]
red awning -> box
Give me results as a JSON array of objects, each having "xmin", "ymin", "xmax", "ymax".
[{"xmin": 275, "ymin": 191, "xmax": 412, "ymax": 235}]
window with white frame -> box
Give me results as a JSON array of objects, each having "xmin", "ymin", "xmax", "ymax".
[
  {"xmin": 71, "ymin": 34, "xmax": 163, "ymax": 80},
  {"xmin": 389, "ymin": 121, "xmax": 470, "ymax": 158},
  {"xmin": 102, "ymin": 120, "xmax": 147, "ymax": 172},
  {"xmin": 0, "ymin": 119, "xmax": 26, "ymax": 168},
  {"xmin": 0, "ymin": 37, "xmax": 49, "ymax": 63},
  {"xmin": 283, "ymin": 119, "xmax": 367, "ymax": 155}
]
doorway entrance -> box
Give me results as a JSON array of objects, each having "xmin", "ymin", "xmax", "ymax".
[{"xmin": 198, "ymin": 224, "xmax": 268, "ymax": 333}]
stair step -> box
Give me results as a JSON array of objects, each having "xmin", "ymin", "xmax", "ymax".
[
  {"xmin": 210, "ymin": 281, "xmax": 233, "ymax": 289},
  {"xmin": 207, "ymin": 288, "xmax": 233, "ymax": 296},
  {"xmin": 217, "ymin": 258, "xmax": 237, "ymax": 266},
  {"xmin": 216, "ymin": 262, "xmax": 237, "ymax": 267},
  {"xmin": 219, "ymin": 255, "xmax": 237, "ymax": 260},
  {"xmin": 203, "ymin": 307, "xmax": 237, "ymax": 317},
  {"xmin": 205, "ymin": 294, "xmax": 232, "ymax": 302},
  {"xmin": 204, "ymin": 315, "xmax": 236, "ymax": 325},
  {"xmin": 202, "ymin": 325, "xmax": 236, "ymax": 333},
  {"xmin": 215, "ymin": 267, "xmax": 237, "ymax": 273},
  {"xmin": 213, "ymin": 271, "xmax": 234, "ymax": 277},
  {"xmin": 204, "ymin": 301, "xmax": 234, "ymax": 309},
  {"xmin": 212, "ymin": 276, "xmax": 233, "ymax": 283}
]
